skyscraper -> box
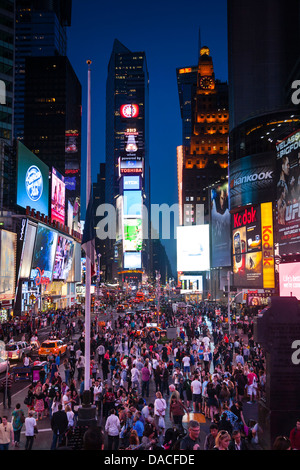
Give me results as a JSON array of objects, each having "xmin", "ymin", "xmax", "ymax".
[
  {"xmin": 105, "ymin": 39, "xmax": 150, "ymax": 283},
  {"xmin": 14, "ymin": 0, "xmax": 72, "ymax": 141}
]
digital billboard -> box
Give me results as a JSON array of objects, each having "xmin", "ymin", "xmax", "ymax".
[
  {"xmin": 123, "ymin": 191, "xmax": 142, "ymax": 217},
  {"xmin": 279, "ymin": 262, "xmax": 300, "ymax": 300},
  {"xmin": 232, "ymin": 203, "xmax": 274, "ymax": 288},
  {"xmin": 229, "ymin": 152, "xmax": 275, "ymax": 211},
  {"xmin": 31, "ymin": 224, "xmax": 58, "ymax": 281},
  {"xmin": 51, "ymin": 167, "xmax": 65, "ymax": 225},
  {"xmin": 123, "ymin": 176, "xmax": 141, "ymax": 191},
  {"xmin": 124, "ymin": 252, "xmax": 142, "ymax": 270},
  {"xmin": 276, "ymin": 129, "xmax": 300, "ymax": 255},
  {"xmin": 0, "ymin": 230, "xmax": 16, "ymax": 301},
  {"xmin": 120, "ymin": 104, "xmax": 139, "ymax": 119},
  {"xmin": 120, "ymin": 158, "xmax": 143, "ymax": 175},
  {"xmin": 210, "ymin": 183, "xmax": 231, "ymax": 268},
  {"xmin": 179, "ymin": 275, "xmax": 203, "ymax": 293},
  {"xmin": 124, "ymin": 219, "xmax": 142, "ymax": 252},
  {"xmin": 177, "ymin": 225, "xmax": 210, "ymax": 272},
  {"xmin": 17, "ymin": 142, "xmax": 50, "ymax": 215},
  {"xmin": 19, "ymin": 222, "xmax": 37, "ymax": 279},
  {"xmin": 53, "ymin": 236, "xmax": 74, "ymax": 281}
]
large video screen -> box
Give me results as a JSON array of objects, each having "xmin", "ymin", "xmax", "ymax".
[
  {"xmin": 210, "ymin": 183, "xmax": 231, "ymax": 268},
  {"xmin": 53, "ymin": 236, "xmax": 74, "ymax": 281},
  {"xmin": 124, "ymin": 252, "xmax": 142, "ymax": 270},
  {"xmin": 123, "ymin": 190, "xmax": 142, "ymax": 217},
  {"xmin": 279, "ymin": 262, "xmax": 300, "ymax": 300},
  {"xmin": 31, "ymin": 224, "xmax": 58, "ymax": 281},
  {"xmin": 19, "ymin": 222, "xmax": 37, "ymax": 279},
  {"xmin": 17, "ymin": 141, "xmax": 49, "ymax": 215},
  {"xmin": 0, "ymin": 230, "xmax": 16, "ymax": 301},
  {"xmin": 124, "ymin": 219, "xmax": 142, "ymax": 252},
  {"xmin": 276, "ymin": 129, "xmax": 300, "ymax": 256},
  {"xmin": 177, "ymin": 225, "xmax": 210, "ymax": 272},
  {"xmin": 179, "ymin": 275, "xmax": 203, "ymax": 293},
  {"xmin": 232, "ymin": 203, "xmax": 274, "ymax": 288},
  {"xmin": 51, "ymin": 167, "xmax": 65, "ymax": 225}
]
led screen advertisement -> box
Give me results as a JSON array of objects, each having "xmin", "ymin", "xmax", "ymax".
[
  {"xmin": 229, "ymin": 152, "xmax": 275, "ymax": 211},
  {"xmin": 19, "ymin": 222, "xmax": 37, "ymax": 279},
  {"xmin": 276, "ymin": 129, "xmax": 300, "ymax": 256},
  {"xmin": 123, "ymin": 176, "xmax": 141, "ymax": 191},
  {"xmin": 123, "ymin": 191, "xmax": 142, "ymax": 217},
  {"xmin": 53, "ymin": 236, "xmax": 75, "ymax": 281},
  {"xmin": 177, "ymin": 225, "xmax": 210, "ymax": 272},
  {"xmin": 210, "ymin": 183, "xmax": 231, "ymax": 268},
  {"xmin": 17, "ymin": 142, "xmax": 50, "ymax": 215},
  {"xmin": 232, "ymin": 203, "xmax": 275, "ymax": 288},
  {"xmin": 279, "ymin": 262, "xmax": 300, "ymax": 300},
  {"xmin": 120, "ymin": 104, "xmax": 139, "ymax": 119},
  {"xmin": 120, "ymin": 158, "xmax": 143, "ymax": 175},
  {"xmin": 51, "ymin": 167, "xmax": 65, "ymax": 224},
  {"xmin": 31, "ymin": 224, "xmax": 58, "ymax": 282},
  {"xmin": 124, "ymin": 219, "xmax": 142, "ymax": 252},
  {"xmin": 0, "ymin": 230, "xmax": 17, "ymax": 301},
  {"xmin": 124, "ymin": 252, "xmax": 142, "ymax": 270},
  {"xmin": 179, "ymin": 275, "xmax": 203, "ymax": 293}
]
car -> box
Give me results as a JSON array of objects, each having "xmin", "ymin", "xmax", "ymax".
[
  {"xmin": 136, "ymin": 326, "xmax": 167, "ymax": 338},
  {"xmin": 38, "ymin": 339, "xmax": 68, "ymax": 360},
  {"xmin": 0, "ymin": 357, "xmax": 10, "ymax": 374},
  {"xmin": 5, "ymin": 341, "xmax": 32, "ymax": 361}
]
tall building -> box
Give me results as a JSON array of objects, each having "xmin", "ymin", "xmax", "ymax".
[
  {"xmin": 14, "ymin": 0, "xmax": 72, "ymax": 141},
  {"xmin": 0, "ymin": 0, "xmax": 16, "ymax": 213},
  {"xmin": 177, "ymin": 46, "xmax": 229, "ymax": 223},
  {"xmin": 105, "ymin": 39, "xmax": 150, "ymax": 283},
  {"xmin": 23, "ymin": 55, "xmax": 82, "ymax": 225},
  {"xmin": 176, "ymin": 65, "xmax": 198, "ymax": 147},
  {"xmin": 93, "ymin": 162, "xmax": 106, "ymax": 279}
]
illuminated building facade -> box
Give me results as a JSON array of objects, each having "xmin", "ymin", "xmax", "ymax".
[
  {"xmin": 177, "ymin": 46, "xmax": 229, "ymax": 223},
  {"xmin": 105, "ymin": 39, "xmax": 150, "ymax": 283}
]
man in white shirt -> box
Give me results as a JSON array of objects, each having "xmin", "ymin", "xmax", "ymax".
[
  {"xmin": 191, "ymin": 374, "xmax": 202, "ymax": 413},
  {"xmin": 25, "ymin": 410, "xmax": 37, "ymax": 450},
  {"xmin": 131, "ymin": 365, "xmax": 140, "ymax": 393},
  {"xmin": 182, "ymin": 354, "xmax": 191, "ymax": 376},
  {"xmin": 105, "ymin": 409, "xmax": 121, "ymax": 450}
]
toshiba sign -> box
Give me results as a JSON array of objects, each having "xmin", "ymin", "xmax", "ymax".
[{"xmin": 229, "ymin": 153, "xmax": 276, "ymax": 210}]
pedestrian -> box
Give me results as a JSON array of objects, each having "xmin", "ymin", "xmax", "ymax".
[
  {"xmin": 289, "ymin": 419, "xmax": 300, "ymax": 450},
  {"xmin": 204, "ymin": 423, "xmax": 219, "ymax": 450},
  {"xmin": 180, "ymin": 420, "xmax": 201, "ymax": 450},
  {"xmin": 154, "ymin": 391, "xmax": 166, "ymax": 437},
  {"xmin": 11, "ymin": 403, "xmax": 25, "ymax": 447},
  {"xmin": 169, "ymin": 395, "xmax": 187, "ymax": 430},
  {"xmin": 213, "ymin": 430, "xmax": 231, "ymax": 450},
  {"xmin": 24, "ymin": 410, "xmax": 38, "ymax": 451},
  {"xmin": 105, "ymin": 408, "xmax": 121, "ymax": 450},
  {"xmin": 0, "ymin": 372, "xmax": 13, "ymax": 409},
  {"xmin": 50, "ymin": 403, "xmax": 69, "ymax": 450},
  {"xmin": 0, "ymin": 416, "xmax": 14, "ymax": 450}
]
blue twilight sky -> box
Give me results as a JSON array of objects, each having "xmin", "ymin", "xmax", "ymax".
[{"xmin": 67, "ymin": 0, "xmax": 228, "ymax": 274}]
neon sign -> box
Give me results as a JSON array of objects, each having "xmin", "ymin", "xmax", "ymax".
[
  {"xmin": 34, "ymin": 267, "xmax": 51, "ymax": 288},
  {"xmin": 120, "ymin": 104, "xmax": 139, "ymax": 119}
]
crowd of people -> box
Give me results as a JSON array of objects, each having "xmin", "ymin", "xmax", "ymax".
[{"xmin": 0, "ymin": 299, "xmax": 298, "ymax": 450}]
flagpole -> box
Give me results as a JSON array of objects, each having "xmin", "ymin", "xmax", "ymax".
[{"xmin": 84, "ymin": 59, "xmax": 92, "ymax": 392}]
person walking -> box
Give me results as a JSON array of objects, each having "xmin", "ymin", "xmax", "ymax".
[
  {"xmin": 24, "ymin": 410, "xmax": 37, "ymax": 451},
  {"xmin": 105, "ymin": 408, "xmax": 121, "ymax": 450},
  {"xmin": 11, "ymin": 403, "xmax": 25, "ymax": 447},
  {"xmin": 50, "ymin": 403, "xmax": 69, "ymax": 450},
  {"xmin": 0, "ymin": 416, "xmax": 14, "ymax": 450}
]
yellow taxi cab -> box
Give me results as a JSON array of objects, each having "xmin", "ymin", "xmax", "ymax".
[
  {"xmin": 136, "ymin": 325, "xmax": 167, "ymax": 338},
  {"xmin": 38, "ymin": 339, "xmax": 68, "ymax": 360}
]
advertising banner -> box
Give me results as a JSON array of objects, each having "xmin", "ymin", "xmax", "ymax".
[
  {"xmin": 229, "ymin": 152, "xmax": 275, "ymax": 210},
  {"xmin": 276, "ymin": 129, "xmax": 300, "ymax": 255},
  {"xmin": 19, "ymin": 222, "xmax": 37, "ymax": 279},
  {"xmin": 279, "ymin": 262, "xmax": 300, "ymax": 299},
  {"xmin": 53, "ymin": 236, "xmax": 75, "ymax": 281},
  {"xmin": 210, "ymin": 183, "xmax": 231, "ymax": 268},
  {"xmin": 177, "ymin": 225, "xmax": 210, "ymax": 272},
  {"xmin": 0, "ymin": 230, "xmax": 16, "ymax": 301},
  {"xmin": 123, "ymin": 219, "xmax": 142, "ymax": 252},
  {"xmin": 120, "ymin": 158, "xmax": 143, "ymax": 175},
  {"xmin": 232, "ymin": 204, "xmax": 274, "ymax": 288},
  {"xmin": 17, "ymin": 142, "xmax": 49, "ymax": 215},
  {"xmin": 124, "ymin": 252, "xmax": 142, "ymax": 270},
  {"xmin": 51, "ymin": 167, "xmax": 65, "ymax": 225},
  {"xmin": 31, "ymin": 224, "xmax": 58, "ymax": 282}
]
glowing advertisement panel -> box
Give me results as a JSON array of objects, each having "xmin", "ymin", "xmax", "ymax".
[
  {"xmin": 124, "ymin": 219, "xmax": 142, "ymax": 252},
  {"xmin": 123, "ymin": 191, "xmax": 142, "ymax": 217},
  {"xmin": 179, "ymin": 275, "xmax": 203, "ymax": 293},
  {"xmin": 210, "ymin": 183, "xmax": 231, "ymax": 268},
  {"xmin": 53, "ymin": 236, "xmax": 75, "ymax": 281},
  {"xmin": 0, "ymin": 230, "xmax": 16, "ymax": 301},
  {"xmin": 17, "ymin": 141, "xmax": 49, "ymax": 215},
  {"xmin": 120, "ymin": 159, "xmax": 143, "ymax": 175},
  {"xmin": 31, "ymin": 224, "xmax": 58, "ymax": 282},
  {"xmin": 51, "ymin": 167, "xmax": 65, "ymax": 224},
  {"xmin": 124, "ymin": 252, "xmax": 142, "ymax": 270},
  {"xmin": 232, "ymin": 203, "xmax": 274, "ymax": 288},
  {"xmin": 19, "ymin": 222, "xmax": 37, "ymax": 279},
  {"xmin": 120, "ymin": 104, "xmax": 139, "ymax": 119},
  {"xmin": 279, "ymin": 263, "xmax": 300, "ymax": 300},
  {"xmin": 177, "ymin": 225, "xmax": 210, "ymax": 272},
  {"xmin": 276, "ymin": 129, "xmax": 300, "ymax": 256},
  {"xmin": 123, "ymin": 176, "xmax": 141, "ymax": 191}
]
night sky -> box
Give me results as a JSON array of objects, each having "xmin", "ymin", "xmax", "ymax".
[{"xmin": 67, "ymin": 0, "xmax": 228, "ymax": 274}]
